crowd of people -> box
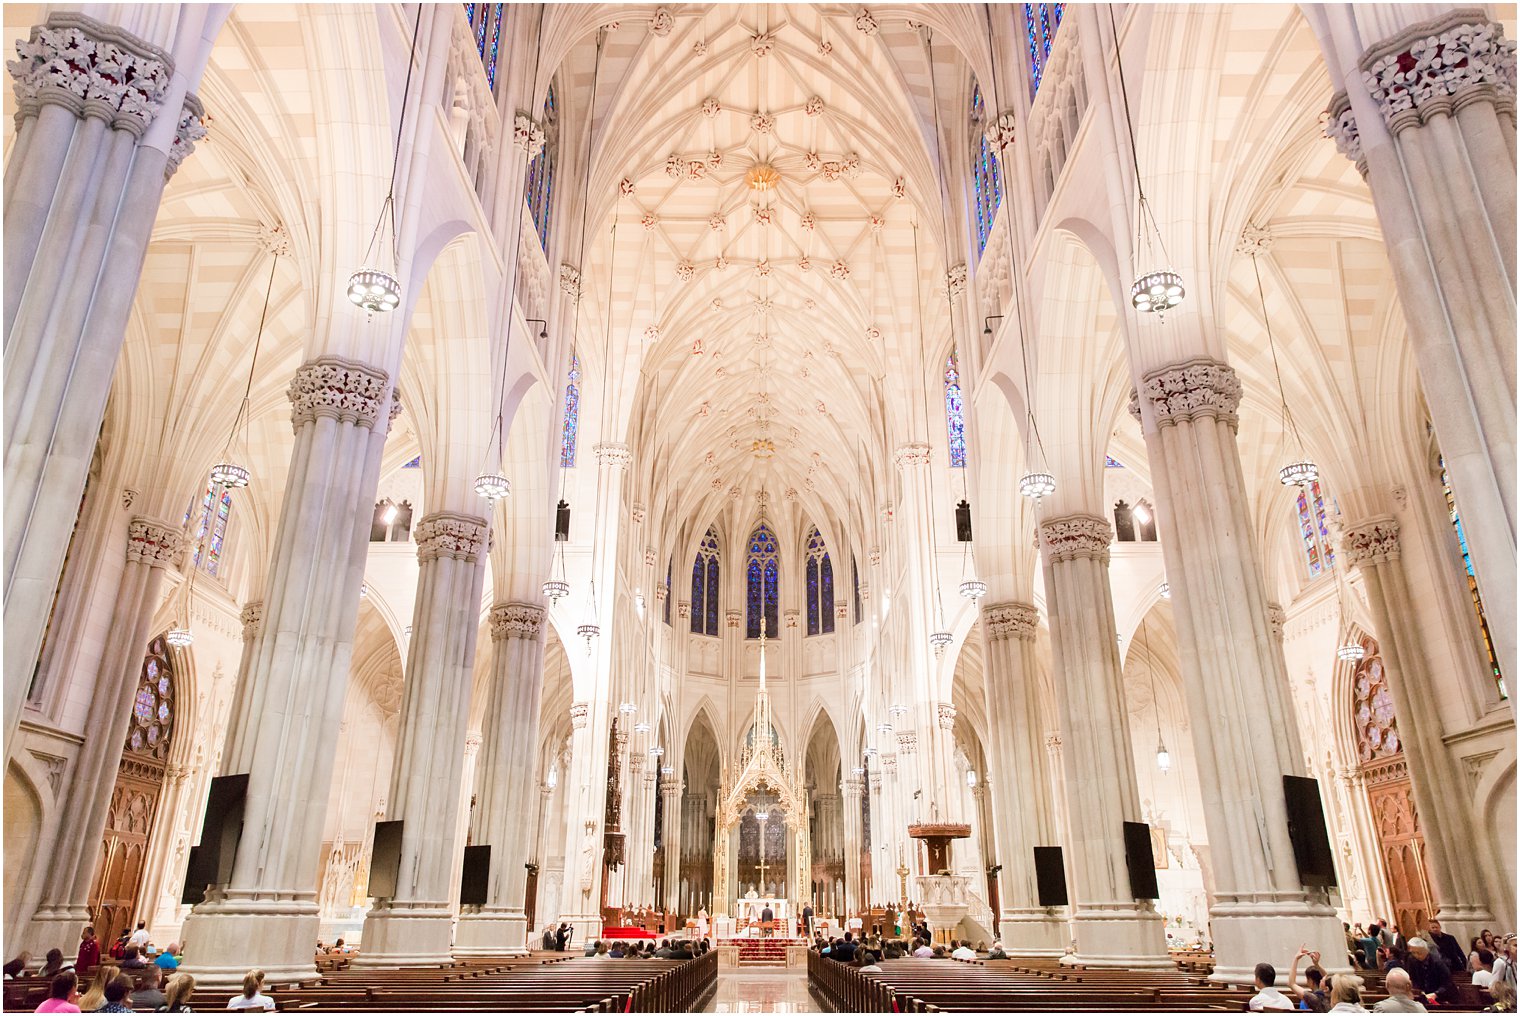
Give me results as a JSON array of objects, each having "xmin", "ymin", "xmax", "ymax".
[
  {"xmin": 808, "ymin": 920, "xmax": 1008, "ymax": 973},
  {"xmin": 582, "ymin": 938, "xmax": 710, "ymax": 960}
]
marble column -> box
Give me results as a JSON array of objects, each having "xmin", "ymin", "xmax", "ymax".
[
  {"xmin": 4, "ymin": 12, "xmax": 212, "ymax": 741},
  {"xmin": 1132, "ymin": 359, "xmax": 1346, "ymax": 983},
  {"xmin": 1317, "ymin": 8, "xmax": 1517, "ymax": 689},
  {"xmin": 358, "ymin": 511, "xmax": 490, "ymax": 966},
  {"xmin": 981, "ymin": 602, "xmax": 1067, "ymax": 955},
  {"xmin": 179, "ymin": 358, "xmax": 392, "ymax": 988},
  {"xmin": 455, "ymin": 602, "xmax": 548, "ymax": 957},
  {"xmin": 1039, "ymin": 513, "xmax": 1170, "ymax": 968},
  {"xmin": 660, "ymin": 777, "xmax": 683, "ymax": 913},
  {"xmin": 1340, "ymin": 517, "xmax": 1504, "ymax": 933},
  {"xmin": 841, "ymin": 776, "xmax": 865, "ymax": 913},
  {"xmin": 23, "ymin": 517, "xmax": 184, "ymax": 954}
]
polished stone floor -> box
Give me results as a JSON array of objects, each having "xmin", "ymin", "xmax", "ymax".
[{"xmin": 702, "ymin": 968, "xmax": 821, "ymax": 1012}]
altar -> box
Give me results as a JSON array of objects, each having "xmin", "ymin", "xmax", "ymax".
[{"xmin": 736, "ymin": 895, "xmax": 789, "ymax": 934}]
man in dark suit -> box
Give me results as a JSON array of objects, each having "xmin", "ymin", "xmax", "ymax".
[
  {"xmin": 760, "ymin": 904, "xmax": 775, "ymax": 937},
  {"xmin": 802, "ymin": 903, "xmax": 815, "ymax": 939}
]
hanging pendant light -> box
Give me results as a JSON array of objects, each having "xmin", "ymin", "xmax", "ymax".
[
  {"xmin": 474, "ymin": 471, "xmax": 511, "ymax": 501},
  {"xmin": 1155, "ymin": 739, "xmax": 1172, "ymax": 774},
  {"xmin": 577, "ymin": 622, "xmax": 600, "ymax": 650},
  {"xmin": 1130, "ymin": 268, "xmax": 1185, "ymax": 316},
  {"xmin": 929, "ymin": 629, "xmax": 954, "ymax": 655},
  {"xmin": 347, "ymin": 266, "xmax": 402, "ymax": 315},
  {"xmin": 1158, "ymin": 581, "xmax": 1170, "ymax": 599},
  {"xmin": 543, "ymin": 577, "xmax": 570, "ymax": 604},
  {"xmin": 1279, "ymin": 460, "xmax": 1320, "ymax": 488},
  {"xmin": 165, "ymin": 624, "xmax": 194, "ymax": 648},
  {"xmin": 1337, "ymin": 642, "xmax": 1366, "ymax": 662},
  {"xmin": 958, "ymin": 579, "xmax": 987, "ymax": 600},
  {"xmin": 1018, "ymin": 471, "xmax": 1056, "ymax": 500}
]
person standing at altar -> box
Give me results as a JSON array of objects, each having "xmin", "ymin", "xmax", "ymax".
[
  {"xmin": 760, "ymin": 903, "xmax": 775, "ymax": 938},
  {"xmin": 803, "ymin": 902, "xmax": 815, "ymax": 939},
  {"xmin": 697, "ymin": 908, "xmax": 710, "ymax": 943}
]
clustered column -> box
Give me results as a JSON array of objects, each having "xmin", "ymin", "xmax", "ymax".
[
  {"xmin": 358, "ymin": 511, "xmax": 491, "ymax": 966},
  {"xmin": 1039, "ymin": 513, "xmax": 1170, "ymax": 968},
  {"xmin": 1340, "ymin": 517, "xmax": 1503, "ymax": 933},
  {"xmin": 180, "ymin": 357, "xmax": 393, "ymax": 988},
  {"xmin": 840, "ymin": 776, "xmax": 865, "ymax": 914},
  {"xmin": 1133, "ymin": 359, "xmax": 1346, "ymax": 982},
  {"xmin": 659, "ymin": 776, "xmax": 683, "ymax": 914},
  {"xmin": 4, "ymin": 12, "xmax": 210, "ymax": 740},
  {"xmin": 24, "ymin": 518, "xmax": 185, "ymax": 954},
  {"xmin": 980, "ymin": 601, "xmax": 1066, "ymax": 956},
  {"xmin": 455, "ymin": 602, "xmax": 549, "ymax": 958}
]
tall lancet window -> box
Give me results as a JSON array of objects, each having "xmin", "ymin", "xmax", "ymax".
[
  {"xmin": 691, "ymin": 527, "xmax": 721, "ymax": 637},
  {"xmin": 1295, "ymin": 480, "xmax": 1334, "ymax": 578},
  {"xmin": 185, "ymin": 482, "xmax": 234, "ymax": 578},
  {"xmin": 970, "ymin": 84, "xmax": 1002, "ymax": 257},
  {"xmin": 945, "ymin": 349, "xmax": 967, "ymax": 468},
  {"xmin": 463, "ymin": 4, "xmax": 505, "ymax": 90},
  {"xmin": 1023, "ymin": 3, "xmax": 1066, "ymax": 99},
  {"xmin": 664, "ymin": 559, "xmax": 672, "ymax": 626},
  {"xmin": 1438, "ymin": 454, "xmax": 1506, "ymax": 698},
  {"xmin": 560, "ymin": 352, "xmax": 580, "ymax": 468},
  {"xmin": 746, "ymin": 523, "xmax": 779, "ymax": 639},
  {"xmin": 525, "ymin": 83, "xmax": 558, "ymax": 249},
  {"xmin": 805, "ymin": 526, "xmax": 836, "ymax": 636}
]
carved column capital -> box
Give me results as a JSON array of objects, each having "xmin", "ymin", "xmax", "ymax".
[
  {"xmin": 945, "ymin": 263, "xmax": 968, "ymax": 298},
  {"xmin": 1361, "ymin": 13, "xmax": 1517, "ymax": 132},
  {"xmin": 512, "ymin": 112, "xmax": 546, "ymax": 157},
  {"xmin": 1267, "ymin": 602, "xmax": 1287, "ymax": 640},
  {"xmin": 627, "ymin": 753, "xmax": 646, "ymax": 774},
  {"xmin": 7, "ymin": 13, "xmax": 172, "ymax": 136},
  {"xmin": 868, "ymin": 771, "xmax": 884, "ymax": 792},
  {"xmin": 660, "ymin": 777, "xmax": 683, "ymax": 796},
  {"xmin": 725, "ymin": 608, "xmax": 742, "ymax": 629},
  {"xmin": 125, "ymin": 516, "xmax": 184, "ymax": 566},
  {"xmin": 570, "ymin": 702, "xmax": 589, "ymax": 729},
  {"xmin": 985, "ymin": 110, "xmax": 1018, "ymax": 150},
  {"xmin": 1137, "ymin": 357, "xmax": 1242, "ymax": 429},
  {"xmin": 287, "ymin": 356, "xmax": 390, "ymax": 430},
  {"xmin": 1341, "ymin": 515, "xmax": 1401, "ymax": 565},
  {"xmin": 413, "ymin": 512, "xmax": 490, "ymax": 563},
  {"xmin": 1038, "ymin": 513, "xmax": 1112, "ymax": 564},
  {"xmin": 841, "ymin": 777, "xmax": 865, "ymax": 797},
  {"xmin": 1044, "ymin": 731, "xmax": 1063, "ymax": 755},
  {"xmin": 164, "ymin": 93, "xmax": 207, "ymax": 178},
  {"xmin": 984, "ymin": 601, "xmax": 1039, "ymax": 641},
  {"xmin": 1324, "ymin": 92, "xmax": 1366, "ymax": 172},
  {"xmin": 593, "ymin": 443, "xmax": 632, "ymax": 469},
  {"xmin": 490, "ymin": 601, "xmax": 545, "ymax": 641},
  {"xmin": 463, "ymin": 731, "xmax": 483, "ymax": 758},
  {"xmin": 239, "ymin": 601, "xmax": 265, "ymax": 640},
  {"xmin": 893, "ymin": 443, "xmax": 932, "ymax": 469},
  {"xmin": 896, "ymin": 730, "xmax": 918, "ymax": 755},
  {"xmin": 936, "ymin": 703, "xmax": 957, "ymax": 730}
]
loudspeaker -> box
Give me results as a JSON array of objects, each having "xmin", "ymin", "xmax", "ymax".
[
  {"xmin": 555, "ymin": 500, "xmax": 571, "ymax": 542},
  {"xmin": 955, "ymin": 500, "xmax": 973, "ymax": 542},
  {"xmin": 1033, "ymin": 846, "xmax": 1068, "ymax": 907},
  {"xmin": 1283, "ymin": 775, "xmax": 1338, "ymax": 887},
  {"xmin": 181, "ymin": 774, "xmax": 249, "ymax": 905},
  {"xmin": 369, "ymin": 820, "xmax": 405, "ymax": 900},
  {"xmin": 460, "ymin": 845, "xmax": 490, "ymax": 906},
  {"xmin": 1123, "ymin": 821, "xmax": 1160, "ymax": 899}
]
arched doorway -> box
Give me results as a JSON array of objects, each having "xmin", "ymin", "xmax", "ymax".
[
  {"xmin": 1350, "ymin": 634, "xmax": 1435, "ymax": 935},
  {"xmin": 88, "ymin": 635, "xmax": 177, "ymax": 944}
]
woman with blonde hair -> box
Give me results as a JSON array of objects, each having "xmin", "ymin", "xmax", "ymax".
[
  {"xmin": 225, "ymin": 968, "xmax": 274, "ymax": 1011},
  {"xmin": 159, "ymin": 972, "xmax": 195, "ymax": 1012},
  {"xmin": 76, "ymin": 964, "xmax": 119, "ymax": 1012},
  {"xmin": 1329, "ymin": 973, "xmax": 1368, "ymax": 1012}
]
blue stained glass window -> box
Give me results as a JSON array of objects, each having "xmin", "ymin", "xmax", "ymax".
[
  {"xmin": 1024, "ymin": 3, "xmax": 1065, "ymax": 99},
  {"xmin": 852, "ymin": 554, "xmax": 862, "ymax": 625},
  {"xmin": 486, "ymin": 3, "xmax": 504, "ymax": 90},
  {"xmin": 805, "ymin": 526, "xmax": 835, "ymax": 636},
  {"xmin": 186, "ymin": 482, "xmax": 233, "ymax": 577},
  {"xmin": 1295, "ymin": 480, "xmax": 1334, "ymax": 578},
  {"xmin": 691, "ymin": 527, "xmax": 720, "ymax": 637},
  {"xmin": 1105, "ymin": 456, "xmax": 1124, "ymax": 468},
  {"xmin": 1439, "ymin": 455, "xmax": 1506, "ymax": 698},
  {"xmin": 945, "ymin": 350, "xmax": 967, "ymax": 468},
  {"xmin": 970, "ymin": 84, "xmax": 1003, "ymax": 257},
  {"xmin": 402, "ymin": 455, "xmax": 422, "ymax": 468},
  {"xmin": 526, "ymin": 84, "xmax": 558, "ymax": 249},
  {"xmin": 746, "ymin": 523, "xmax": 779, "ymax": 639},
  {"xmin": 664, "ymin": 559, "xmax": 672, "ymax": 626},
  {"xmin": 560, "ymin": 352, "xmax": 580, "ymax": 468}
]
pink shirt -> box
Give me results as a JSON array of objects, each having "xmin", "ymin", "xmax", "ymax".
[{"xmin": 35, "ymin": 1000, "xmax": 82, "ymax": 1013}]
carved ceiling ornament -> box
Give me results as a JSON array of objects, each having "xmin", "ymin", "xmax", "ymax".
[
  {"xmin": 1039, "ymin": 513, "xmax": 1113, "ymax": 563},
  {"xmin": 700, "ymin": 96, "xmax": 721, "ymax": 118},
  {"xmin": 984, "ymin": 601, "xmax": 1039, "ymax": 641},
  {"xmin": 855, "ymin": 9, "xmax": 879, "ymax": 35},
  {"xmin": 649, "ymin": 7, "xmax": 674, "ymax": 36},
  {"xmin": 1236, "ymin": 223, "xmax": 1275, "ymax": 258},
  {"xmin": 1138, "ymin": 357, "xmax": 1243, "ymax": 429}
]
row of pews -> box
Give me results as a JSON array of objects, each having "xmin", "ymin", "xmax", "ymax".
[
  {"xmin": 268, "ymin": 951, "xmax": 716, "ymax": 1012},
  {"xmin": 808, "ymin": 954, "xmax": 1386, "ymax": 1012}
]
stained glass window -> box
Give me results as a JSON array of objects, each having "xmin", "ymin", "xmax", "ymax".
[
  {"xmin": 1350, "ymin": 639, "xmax": 1401, "ymax": 762},
  {"xmin": 403, "ymin": 455, "xmax": 421, "ymax": 469},
  {"xmin": 804, "ymin": 526, "xmax": 836, "ymax": 636},
  {"xmin": 463, "ymin": 4, "xmax": 505, "ymax": 91},
  {"xmin": 126, "ymin": 635, "xmax": 175, "ymax": 760},
  {"xmin": 1023, "ymin": 3, "xmax": 1065, "ymax": 99},
  {"xmin": 526, "ymin": 84, "xmax": 558, "ymax": 249},
  {"xmin": 1105, "ymin": 456, "xmax": 1124, "ymax": 468},
  {"xmin": 1438, "ymin": 455, "xmax": 1506, "ymax": 698},
  {"xmin": 664, "ymin": 559, "xmax": 672, "ymax": 626},
  {"xmin": 185, "ymin": 482, "xmax": 234, "ymax": 578},
  {"xmin": 691, "ymin": 527, "xmax": 721, "ymax": 637},
  {"xmin": 1295, "ymin": 480, "xmax": 1334, "ymax": 578},
  {"xmin": 852, "ymin": 553, "xmax": 862, "ymax": 625},
  {"xmin": 970, "ymin": 83, "xmax": 1003, "ymax": 257},
  {"xmin": 945, "ymin": 350, "xmax": 967, "ymax": 468},
  {"xmin": 746, "ymin": 523, "xmax": 779, "ymax": 639},
  {"xmin": 560, "ymin": 351, "xmax": 580, "ymax": 468}
]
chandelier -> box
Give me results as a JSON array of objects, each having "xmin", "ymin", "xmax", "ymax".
[
  {"xmin": 929, "ymin": 629, "xmax": 954, "ymax": 655},
  {"xmin": 958, "ymin": 579, "xmax": 987, "ymax": 600},
  {"xmin": 1130, "ymin": 269, "xmax": 1184, "ymax": 316},
  {"xmin": 1337, "ymin": 643, "xmax": 1366, "ymax": 662},
  {"xmin": 1019, "ymin": 471, "xmax": 1056, "ymax": 501},
  {"xmin": 165, "ymin": 625, "xmax": 194, "ymax": 649},
  {"xmin": 473, "ymin": 472, "xmax": 511, "ymax": 501}
]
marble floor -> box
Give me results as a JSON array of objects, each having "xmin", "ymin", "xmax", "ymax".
[{"xmin": 702, "ymin": 968, "xmax": 821, "ymax": 1012}]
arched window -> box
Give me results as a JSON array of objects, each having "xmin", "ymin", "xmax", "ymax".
[
  {"xmin": 1023, "ymin": 3, "xmax": 1066, "ymax": 99},
  {"xmin": 1438, "ymin": 455, "xmax": 1506, "ymax": 698},
  {"xmin": 526, "ymin": 84, "xmax": 558, "ymax": 250},
  {"xmin": 1296, "ymin": 480, "xmax": 1334, "ymax": 578},
  {"xmin": 127, "ymin": 635, "xmax": 176, "ymax": 759},
  {"xmin": 1351, "ymin": 639, "xmax": 1401, "ymax": 762},
  {"xmin": 944, "ymin": 350, "xmax": 967, "ymax": 468},
  {"xmin": 805, "ymin": 526, "xmax": 835, "ymax": 636},
  {"xmin": 852, "ymin": 553, "xmax": 862, "ymax": 625},
  {"xmin": 185, "ymin": 482, "xmax": 234, "ymax": 577},
  {"xmin": 664, "ymin": 559, "xmax": 672, "ymax": 626},
  {"xmin": 969, "ymin": 85, "xmax": 1002, "ymax": 257},
  {"xmin": 746, "ymin": 523, "xmax": 779, "ymax": 639},
  {"xmin": 691, "ymin": 528, "xmax": 721, "ymax": 637},
  {"xmin": 463, "ymin": 4, "xmax": 505, "ymax": 91},
  {"xmin": 560, "ymin": 351, "xmax": 580, "ymax": 468}
]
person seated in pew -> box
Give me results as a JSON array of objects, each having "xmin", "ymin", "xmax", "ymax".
[
  {"xmin": 882, "ymin": 942, "xmax": 904, "ymax": 960},
  {"xmin": 94, "ymin": 973, "xmax": 136, "ymax": 1013},
  {"xmin": 831, "ymin": 934, "xmax": 857, "ymax": 964},
  {"xmin": 34, "ymin": 970, "xmax": 80, "ymax": 1014},
  {"xmin": 1288, "ymin": 946, "xmax": 1330, "ymax": 1012},
  {"xmin": 1475, "ymin": 948, "xmax": 1499, "ymax": 988},
  {"xmin": 1250, "ymin": 962, "xmax": 1296, "ymax": 1011},
  {"xmin": 912, "ymin": 938, "xmax": 933, "ymax": 958},
  {"xmin": 1403, "ymin": 938, "xmax": 1459, "ymax": 1006},
  {"xmin": 608, "ymin": 941, "xmax": 627, "ymax": 959},
  {"xmin": 1329, "ymin": 974, "xmax": 1369, "ymax": 1013},
  {"xmin": 6, "ymin": 952, "xmax": 34, "ymax": 978},
  {"xmin": 589, "ymin": 941, "xmax": 610, "ymax": 959},
  {"xmin": 950, "ymin": 940, "xmax": 977, "ymax": 961},
  {"xmin": 1484, "ymin": 979, "xmax": 1517, "ymax": 1013},
  {"xmin": 1373, "ymin": 968, "xmax": 1428, "ymax": 1013},
  {"xmin": 853, "ymin": 950, "xmax": 882, "ymax": 974},
  {"xmin": 987, "ymin": 941, "xmax": 1008, "ymax": 960},
  {"xmin": 653, "ymin": 939, "xmax": 675, "ymax": 959},
  {"xmin": 131, "ymin": 964, "xmax": 167, "ymax": 1010},
  {"xmin": 225, "ymin": 969, "xmax": 275, "ymax": 1012}
]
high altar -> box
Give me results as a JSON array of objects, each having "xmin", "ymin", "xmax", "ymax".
[{"xmin": 736, "ymin": 893, "xmax": 789, "ymax": 927}]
